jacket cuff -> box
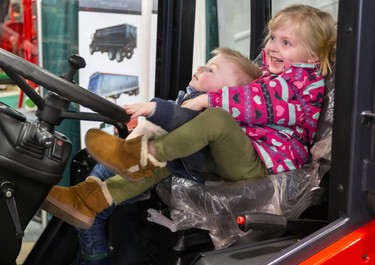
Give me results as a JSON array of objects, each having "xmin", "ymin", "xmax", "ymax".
[{"xmin": 148, "ymin": 98, "xmax": 174, "ymax": 129}]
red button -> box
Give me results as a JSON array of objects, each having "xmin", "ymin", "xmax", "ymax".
[{"xmin": 237, "ymin": 216, "xmax": 245, "ymax": 225}]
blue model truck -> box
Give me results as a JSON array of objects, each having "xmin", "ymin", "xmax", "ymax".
[
  {"xmin": 89, "ymin": 23, "xmax": 137, "ymax": 62},
  {"xmin": 88, "ymin": 72, "xmax": 139, "ymax": 98}
]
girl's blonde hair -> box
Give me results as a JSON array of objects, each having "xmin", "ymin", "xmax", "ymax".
[
  {"xmin": 211, "ymin": 47, "xmax": 262, "ymax": 85},
  {"xmin": 266, "ymin": 4, "xmax": 336, "ymax": 76}
]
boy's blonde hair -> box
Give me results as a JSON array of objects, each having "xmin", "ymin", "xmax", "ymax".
[
  {"xmin": 211, "ymin": 47, "xmax": 262, "ymax": 85},
  {"xmin": 266, "ymin": 4, "xmax": 336, "ymax": 76}
]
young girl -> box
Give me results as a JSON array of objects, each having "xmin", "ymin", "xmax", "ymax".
[{"xmin": 42, "ymin": 4, "xmax": 336, "ymax": 231}]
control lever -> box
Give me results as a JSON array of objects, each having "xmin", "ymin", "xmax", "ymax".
[
  {"xmin": 237, "ymin": 213, "xmax": 287, "ymax": 233},
  {"xmin": 37, "ymin": 129, "xmax": 54, "ymax": 148},
  {"xmin": 62, "ymin": 54, "xmax": 86, "ymax": 82},
  {"xmin": 1, "ymin": 181, "xmax": 24, "ymax": 238}
]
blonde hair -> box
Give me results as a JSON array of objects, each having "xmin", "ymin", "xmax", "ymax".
[
  {"xmin": 211, "ymin": 47, "xmax": 262, "ymax": 85},
  {"xmin": 266, "ymin": 4, "xmax": 336, "ymax": 76}
]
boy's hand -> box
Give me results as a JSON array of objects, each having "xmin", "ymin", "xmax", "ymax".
[
  {"xmin": 123, "ymin": 102, "xmax": 156, "ymax": 119},
  {"xmin": 181, "ymin": 94, "xmax": 209, "ymax": 111}
]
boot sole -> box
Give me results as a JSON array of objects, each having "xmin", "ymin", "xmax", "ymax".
[{"xmin": 42, "ymin": 195, "xmax": 95, "ymax": 229}]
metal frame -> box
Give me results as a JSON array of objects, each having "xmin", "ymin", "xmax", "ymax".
[
  {"xmin": 154, "ymin": 0, "xmax": 196, "ymax": 100},
  {"xmin": 249, "ymin": 0, "xmax": 271, "ymax": 59}
]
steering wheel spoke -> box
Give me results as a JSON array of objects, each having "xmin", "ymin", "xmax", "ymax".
[
  {"xmin": 62, "ymin": 110, "xmax": 124, "ymax": 123},
  {"xmin": 1, "ymin": 66, "xmax": 45, "ymax": 109}
]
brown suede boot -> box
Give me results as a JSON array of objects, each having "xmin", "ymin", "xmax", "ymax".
[
  {"xmin": 85, "ymin": 128, "xmax": 166, "ymax": 181},
  {"xmin": 41, "ymin": 176, "xmax": 113, "ymax": 229}
]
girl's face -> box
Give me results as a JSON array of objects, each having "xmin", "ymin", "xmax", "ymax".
[
  {"xmin": 264, "ymin": 26, "xmax": 317, "ymax": 74},
  {"xmin": 189, "ymin": 54, "xmax": 244, "ymax": 92}
]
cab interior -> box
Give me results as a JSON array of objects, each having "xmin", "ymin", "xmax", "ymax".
[{"xmin": 1, "ymin": 1, "xmax": 375, "ymax": 265}]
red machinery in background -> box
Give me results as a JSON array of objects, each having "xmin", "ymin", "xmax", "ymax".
[{"xmin": 0, "ymin": 0, "xmax": 38, "ymax": 108}]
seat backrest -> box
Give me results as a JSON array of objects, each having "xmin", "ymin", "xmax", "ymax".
[{"xmin": 315, "ymin": 63, "xmax": 335, "ymax": 142}]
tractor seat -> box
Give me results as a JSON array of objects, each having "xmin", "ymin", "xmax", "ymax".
[{"xmin": 156, "ymin": 64, "xmax": 335, "ymax": 249}]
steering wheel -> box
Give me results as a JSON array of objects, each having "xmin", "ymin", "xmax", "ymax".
[
  {"xmin": 0, "ymin": 48, "xmax": 130, "ymax": 124},
  {"xmin": 0, "ymin": 48, "xmax": 134, "ymax": 265}
]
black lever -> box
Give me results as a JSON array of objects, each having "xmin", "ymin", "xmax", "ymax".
[
  {"xmin": 237, "ymin": 213, "xmax": 287, "ymax": 233},
  {"xmin": 63, "ymin": 54, "xmax": 86, "ymax": 82},
  {"xmin": 1, "ymin": 181, "xmax": 24, "ymax": 238}
]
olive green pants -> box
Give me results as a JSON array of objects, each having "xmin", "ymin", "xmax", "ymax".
[{"xmin": 106, "ymin": 108, "xmax": 266, "ymax": 205}]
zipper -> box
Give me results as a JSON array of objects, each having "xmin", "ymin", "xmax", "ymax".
[{"xmin": 180, "ymin": 158, "xmax": 198, "ymax": 182}]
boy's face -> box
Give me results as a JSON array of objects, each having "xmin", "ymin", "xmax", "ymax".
[
  {"xmin": 264, "ymin": 26, "xmax": 317, "ymax": 74},
  {"xmin": 189, "ymin": 54, "xmax": 245, "ymax": 92}
]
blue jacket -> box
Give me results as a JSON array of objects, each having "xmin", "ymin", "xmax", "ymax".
[
  {"xmin": 148, "ymin": 87, "xmax": 204, "ymax": 132},
  {"xmin": 147, "ymin": 87, "xmax": 206, "ymax": 183}
]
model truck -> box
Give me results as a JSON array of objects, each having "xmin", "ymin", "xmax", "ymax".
[
  {"xmin": 89, "ymin": 23, "xmax": 137, "ymax": 62},
  {"xmin": 88, "ymin": 72, "xmax": 139, "ymax": 98}
]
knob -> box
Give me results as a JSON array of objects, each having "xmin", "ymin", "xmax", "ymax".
[
  {"xmin": 63, "ymin": 54, "xmax": 86, "ymax": 82},
  {"xmin": 37, "ymin": 130, "xmax": 54, "ymax": 148}
]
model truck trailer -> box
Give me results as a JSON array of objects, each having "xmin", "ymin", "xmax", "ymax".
[{"xmin": 89, "ymin": 23, "xmax": 137, "ymax": 62}]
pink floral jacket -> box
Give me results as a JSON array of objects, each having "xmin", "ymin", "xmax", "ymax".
[{"xmin": 207, "ymin": 52, "xmax": 325, "ymax": 174}]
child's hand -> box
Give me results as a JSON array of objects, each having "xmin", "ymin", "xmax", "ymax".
[
  {"xmin": 181, "ymin": 94, "xmax": 209, "ymax": 111},
  {"xmin": 123, "ymin": 102, "xmax": 156, "ymax": 119}
]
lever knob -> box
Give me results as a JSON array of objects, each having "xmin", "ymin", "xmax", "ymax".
[{"xmin": 63, "ymin": 54, "xmax": 86, "ymax": 82}]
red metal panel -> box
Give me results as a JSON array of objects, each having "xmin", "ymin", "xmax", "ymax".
[{"xmin": 301, "ymin": 219, "xmax": 375, "ymax": 264}]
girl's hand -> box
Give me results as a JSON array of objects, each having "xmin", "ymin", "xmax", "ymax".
[
  {"xmin": 123, "ymin": 102, "xmax": 156, "ymax": 119},
  {"xmin": 181, "ymin": 94, "xmax": 209, "ymax": 111}
]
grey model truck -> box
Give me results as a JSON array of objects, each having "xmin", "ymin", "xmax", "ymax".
[{"xmin": 89, "ymin": 23, "xmax": 137, "ymax": 62}]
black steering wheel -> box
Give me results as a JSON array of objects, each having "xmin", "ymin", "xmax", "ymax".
[
  {"xmin": 0, "ymin": 48, "xmax": 134, "ymax": 265},
  {"xmin": 0, "ymin": 48, "xmax": 130, "ymax": 125}
]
